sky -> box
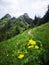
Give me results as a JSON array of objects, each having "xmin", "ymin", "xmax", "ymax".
[{"xmin": 0, "ymin": 0, "xmax": 49, "ymax": 19}]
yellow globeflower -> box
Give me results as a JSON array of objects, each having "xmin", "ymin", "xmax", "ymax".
[
  {"xmin": 18, "ymin": 54, "xmax": 24, "ymax": 59},
  {"xmin": 29, "ymin": 39, "xmax": 36, "ymax": 45},
  {"xmin": 35, "ymin": 45, "xmax": 39, "ymax": 49},
  {"xmin": 28, "ymin": 45, "xmax": 34, "ymax": 49}
]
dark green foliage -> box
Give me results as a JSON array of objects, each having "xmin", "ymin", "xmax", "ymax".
[{"xmin": 33, "ymin": 16, "xmax": 40, "ymax": 26}]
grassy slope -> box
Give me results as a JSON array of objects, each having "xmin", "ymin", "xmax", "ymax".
[{"xmin": 0, "ymin": 22, "xmax": 49, "ymax": 65}]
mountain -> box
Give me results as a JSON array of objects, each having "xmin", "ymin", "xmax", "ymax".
[
  {"xmin": 19, "ymin": 13, "xmax": 30, "ymax": 21},
  {"xmin": 1, "ymin": 14, "xmax": 11, "ymax": 20},
  {"xmin": 19, "ymin": 13, "xmax": 33, "ymax": 23},
  {"xmin": 0, "ymin": 13, "xmax": 30, "ymax": 42},
  {"xmin": 0, "ymin": 14, "xmax": 11, "ymax": 31},
  {"xmin": 0, "ymin": 8, "xmax": 49, "ymax": 42}
]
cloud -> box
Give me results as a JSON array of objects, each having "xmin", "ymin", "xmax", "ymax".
[
  {"xmin": 32, "ymin": 0, "xmax": 49, "ymax": 10},
  {"xmin": 0, "ymin": 0, "xmax": 49, "ymax": 19}
]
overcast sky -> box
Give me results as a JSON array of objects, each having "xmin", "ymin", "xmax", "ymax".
[{"xmin": 0, "ymin": 0, "xmax": 49, "ymax": 19}]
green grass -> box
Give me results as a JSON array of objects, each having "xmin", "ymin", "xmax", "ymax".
[{"xmin": 0, "ymin": 22, "xmax": 49, "ymax": 65}]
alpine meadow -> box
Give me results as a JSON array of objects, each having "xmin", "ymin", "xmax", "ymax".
[{"xmin": 0, "ymin": 0, "xmax": 49, "ymax": 65}]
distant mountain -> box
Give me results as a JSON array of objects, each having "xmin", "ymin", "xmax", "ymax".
[
  {"xmin": 0, "ymin": 10, "xmax": 49, "ymax": 42},
  {"xmin": 0, "ymin": 13, "xmax": 30, "ymax": 42},
  {"xmin": 19, "ymin": 13, "xmax": 33, "ymax": 24},
  {"xmin": 0, "ymin": 6, "xmax": 49, "ymax": 42},
  {"xmin": 1, "ymin": 14, "xmax": 11, "ymax": 20},
  {"xmin": 23, "ymin": 13, "xmax": 30, "ymax": 18},
  {"xmin": 19, "ymin": 13, "xmax": 29, "ymax": 20}
]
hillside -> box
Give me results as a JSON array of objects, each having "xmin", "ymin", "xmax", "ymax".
[{"xmin": 0, "ymin": 22, "xmax": 49, "ymax": 65}]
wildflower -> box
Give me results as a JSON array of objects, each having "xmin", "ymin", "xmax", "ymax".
[
  {"xmin": 35, "ymin": 45, "xmax": 39, "ymax": 49},
  {"xmin": 7, "ymin": 54, "xmax": 8, "ymax": 56},
  {"xmin": 28, "ymin": 45, "xmax": 34, "ymax": 48},
  {"xmin": 28, "ymin": 39, "xmax": 36, "ymax": 45},
  {"xmin": 18, "ymin": 54, "xmax": 24, "ymax": 59}
]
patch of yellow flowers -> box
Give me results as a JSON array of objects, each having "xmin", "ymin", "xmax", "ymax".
[
  {"xmin": 28, "ymin": 39, "xmax": 39, "ymax": 49},
  {"xmin": 28, "ymin": 39, "xmax": 36, "ymax": 45},
  {"xmin": 18, "ymin": 54, "xmax": 24, "ymax": 59},
  {"xmin": 18, "ymin": 39, "xmax": 39, "ymax": 59},
  {"xmin": 35, "ymin": 45, "xmax": 39, "ymax": 49}
]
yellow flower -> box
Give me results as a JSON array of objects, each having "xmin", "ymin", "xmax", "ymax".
[
  {"xmin": 35, "ymin": 45, "xmax": 39, "ymax": 49},
  {"xmin": 18, "ymin": 54, "xmax": 24, "ymax": 59},
  {"xmin": 28, "ymin": 39, "xmax": 36, "ymax": 45},
  {"xmin": 28, "ymin": 45, "xmax": 34, "ymax": 48}
]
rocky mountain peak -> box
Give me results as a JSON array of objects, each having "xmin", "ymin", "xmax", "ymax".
[
  {"xmin": 23, "ymin": 13, "xmax": 29, "ymax": 18},
  {"xmin": 1, "ymin": 14, "xmax": 11, "ymax": 20},
  {"xmin": 4, "ymin": 14, "xmax": 11, "ymax": 19}
]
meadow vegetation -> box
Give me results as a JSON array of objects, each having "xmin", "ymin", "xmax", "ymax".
[{"xmin": 0, "ymin": 22, "xmax": 49, "ymax": 65}]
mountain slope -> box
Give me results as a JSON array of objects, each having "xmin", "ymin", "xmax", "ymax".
[{"xmin": 0, "ymin": 22, "xmax": 49, "ymax": 65}]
